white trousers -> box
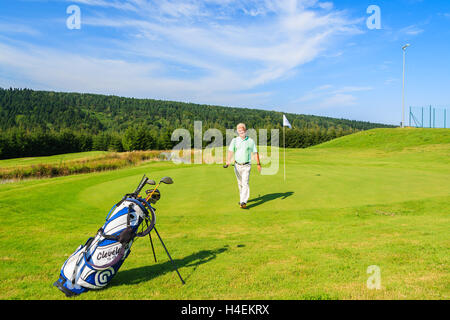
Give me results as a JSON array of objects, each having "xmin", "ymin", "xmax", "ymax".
[{"xmin": 234, "ymin": 163, "xmax": 251, "ymax": 204}]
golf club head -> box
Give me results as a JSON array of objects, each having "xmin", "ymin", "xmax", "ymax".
[
  {"xmin": 147, "ymin": 179, "xmax": 156, "ymax": 185},
  {"xmin": 160, "ymin": 176, "xmax": 173, "ymax": 184},
  {"xmin": 223, "ymin": 164, "xmax": 229, "ymax": 168}
]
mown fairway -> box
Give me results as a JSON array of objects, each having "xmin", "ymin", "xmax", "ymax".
[{"xmin": 0, "ymin": 128, "xmax": 449, "ymax": 299}]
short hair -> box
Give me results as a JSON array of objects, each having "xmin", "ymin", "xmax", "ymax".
[{"xmin": 236, "ymin": 123, "xmax": 246, "ymax": 131}]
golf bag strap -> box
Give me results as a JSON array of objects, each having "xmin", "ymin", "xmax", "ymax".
[
  {"xmin": 87, "ymin": 205, "xmax": 135, "ymax": 270},
  {"xmin": 98, "ymin": 204, "xmax": 134, "ymax": 241},
  {"xmin": 84, "ymin": 201, "xmax": 148, "ymax": 269},
  {"xmin": 97, "ymin": 228, "xmax": 119, "ymax": 241},
  {"xmin": 107, "ymin": 196, "xmax": 131, "ymax": 220},
  {"xmin": 84, "ymin": 225, "xmax": 135, "ymax": 269},
  {"xmin": 127, "ymin": 204, "xmax": 132, "ymax": 227}
]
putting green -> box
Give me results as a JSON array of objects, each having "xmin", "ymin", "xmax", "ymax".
[{"xmin": 0, "ymin": 128, "xmax": 449, "ymax": 299}]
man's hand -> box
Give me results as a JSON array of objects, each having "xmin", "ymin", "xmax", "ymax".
[
  {"xmin": 255, "ymin": 152, "xmax": 261, "ymax": 173},
  {"xmin": 226, "ymin": 151, "xmax": 234, "ymax": 169}
]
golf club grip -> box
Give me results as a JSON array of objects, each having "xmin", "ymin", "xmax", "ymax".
[{"xmin": 134, "ymin": 177, "xmax": 149, "ymax": 195}]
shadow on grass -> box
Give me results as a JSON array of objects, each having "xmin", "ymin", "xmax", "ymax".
[
  {"xmin": 246, "ymin": 191, "xmax": 294, "ymax": 209},
  {"xmin": 111, "ymin": 246, "xmax": 229, "ymax": 286}
]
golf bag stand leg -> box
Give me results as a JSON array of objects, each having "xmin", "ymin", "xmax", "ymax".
[
  {"xmin": 148, "ymin": 230, "xmax": 157, "ymax": 263},
  {"xmin": 153, "ymin": 226, "xmax": 185, "ymax": 285}
]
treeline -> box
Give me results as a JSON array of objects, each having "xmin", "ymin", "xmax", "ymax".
[
  {"xmin": 284, "ymin": 126, "xmax": 356, "ymax": 148},
  {"xmin": 0, "ymin": 128, "xmax": 174, "ymax": 159},
  {"xmin": 0, "ymin": 88, "xmax": 394, "ymax": 133},
  {"xmin": 0, "ymin": 87, "xmax": 394, "ymax": 159},
  {"xmin": 0, "ymin": 126, "xmax": 356, "ymax": 159}
]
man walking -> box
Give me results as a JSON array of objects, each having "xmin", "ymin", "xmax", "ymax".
[{"xmin": 226, "ymin": 123, "xmax": 261, "ymax": 209}]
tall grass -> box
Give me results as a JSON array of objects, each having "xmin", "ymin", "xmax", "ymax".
[{"xmin": 0, "ymin": 150, "xmax": 167, "ymax": 181}]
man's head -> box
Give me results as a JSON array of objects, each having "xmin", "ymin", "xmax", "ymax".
[{"xmin": 236, "ymin": 123, "xmax": 247, "ymax": 139}]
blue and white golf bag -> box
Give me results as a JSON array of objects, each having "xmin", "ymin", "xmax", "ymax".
[{"xmin": 54, "ymin": 176, "xmax": 156, "ymax": 297}]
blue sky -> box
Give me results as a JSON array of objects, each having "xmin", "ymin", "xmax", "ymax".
[{"xmin": 1, "ymin": 0, "xmax": 449, "ymax": 125}]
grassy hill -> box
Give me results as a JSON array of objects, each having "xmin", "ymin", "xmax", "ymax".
[
  {"xmin": 313, "ymin": 128, "xmax": 450, "ymax": 151},
  {"xmin": 0, "ymin": 128, "xmax": 448, "ymax": 299}
]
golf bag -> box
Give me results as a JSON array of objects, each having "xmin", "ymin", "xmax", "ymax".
[{"xmin": 54, "ymin": 177, "xmax": 156, "ymax": 297}]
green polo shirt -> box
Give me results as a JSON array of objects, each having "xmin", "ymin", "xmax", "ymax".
[{"xmin": 228, "ymin": 136, "xmax": 258, "ymax": 164}]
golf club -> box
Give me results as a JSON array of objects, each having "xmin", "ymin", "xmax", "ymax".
[{"xmin": 145, "ymin": 176, "xmax": 173, "ymax": 202}]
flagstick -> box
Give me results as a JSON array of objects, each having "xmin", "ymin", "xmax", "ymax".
[{"xmin": 283, "ymin": 125, "xmax": 286, "ymax": 181}]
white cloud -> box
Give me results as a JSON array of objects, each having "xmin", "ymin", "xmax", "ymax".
[
  {"xmin": 83, "ymin": 0, "xmax": 360, "ymax": 86},
  {"xmin": 399, "ymin": 25, "xmax": 424, "ymax": 36},
  {"xmin": 332, "ymin": 86, "xmax": 374, "ymax": 94},
  {"xmin": 317, "ymin": 2, "xmax": 333, "ymax": 10},
  {"xmin": 318, "ymin": 93, "xmax": 357, "ymax": 108},
  {"xmin": 384, "ymin": 78, "xmax": 399, "ymax": 85},
  {"xmin": 0, "ymin": 22, "xmax": 41, "ymax": 36},
  {"xmin": 68, "ymin": 0, "xmax": 139, "ymax": 11},
  {"xmin": 1, "ymin": 0, "xmax": 361, "ymax": 107},
  {"xmin": 294, "ymin": 84, "xmax": 373, "ymax": 109},
  {"xmin": 0, "ymin": 41, "xmax": 274, "ymax": 107}
]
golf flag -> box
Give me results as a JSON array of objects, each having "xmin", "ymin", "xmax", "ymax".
[
  {"xmin": 282, "ymin": 114, "xmax": 291, "ymax": 181},
  {"xmin": 283, "ymin": 114, "xmax": 291, "ymax": 128}
]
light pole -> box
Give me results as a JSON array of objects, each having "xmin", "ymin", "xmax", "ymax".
[{"xmin": 402, "ymin": 43, "xmax": 410, "ymax": 128}]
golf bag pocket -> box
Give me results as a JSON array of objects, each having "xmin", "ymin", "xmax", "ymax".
[{"xmin": 54, "ymin": 198, "xmax": 153, "ymax": 297}]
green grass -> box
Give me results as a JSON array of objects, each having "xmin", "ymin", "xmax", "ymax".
[
  {"xmin": 313, "ymin": 127, "xmax": 450, "ymax": 151},
  {"xmin": 0, "ymin": 128, "xmax": 449, "ymax": 299}
]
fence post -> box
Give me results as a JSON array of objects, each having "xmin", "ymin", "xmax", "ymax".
[
  {"xmin": 421, "ymin": 107, "xmax": 424, "ymax": 128},
  {"xmin": 445, "ymin": 109, "xmax": 447, "ymax": 129},
  {"xmin": 429, "ymin": 106, "xmax": 432, "ymax": 128},
  {"xmin": 433, "ymin": 108, "xmax": 436, "ymax": 128},
  {"xmin": 409, "ymin": 107, "xmax": 411, "ymax": 127}
]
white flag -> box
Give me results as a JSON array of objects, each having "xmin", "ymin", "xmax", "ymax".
[{"xmin": 283, "ymin": 114, "xmax": 292, "ymax": 128}]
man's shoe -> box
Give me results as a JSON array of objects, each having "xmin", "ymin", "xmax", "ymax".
[
  {"xmin": 239, "ymin": 202, "xmax": 243, "ymax": 208},
  {"xmin": 241, "ymin": 203, "xmax": 247, "ymax": 209}
]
